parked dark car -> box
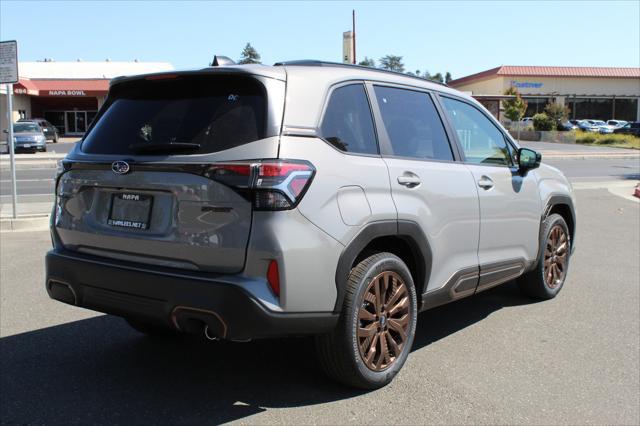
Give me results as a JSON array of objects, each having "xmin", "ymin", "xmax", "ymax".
[
  {"xmin": 18, "ymin": 118, "xmax": 59, "ymax": 143},
  {"xmin": 558, "ymin": 121, "xmax": 577, "ymax": 131},
  {"xmin": 613, "ymin": 121, "xmax": 640, "ymax": 136}
]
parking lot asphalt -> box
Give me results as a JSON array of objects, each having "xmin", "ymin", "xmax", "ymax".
[{"xmin": 0, "ymin": 185, "xmax": 638, "ymax": 424}]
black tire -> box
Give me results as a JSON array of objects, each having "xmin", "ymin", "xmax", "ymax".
[
  {"xmin": 518, "ymin": 213, "xmax": 571, "ymax": 300},
  {"xmin": 316, "ymin": 252, "xmax": 417, "ymax": 389},
  {"xmin": 40, "ymin": 146, "xmax": 47, "ymax": 152},
  {"xmin": 53, "ymin": 135, "xmax": 58, "ymax": 143},
  {"xmin": 125, "ymin": 318, "xmax": 179, "ymax": 337}
]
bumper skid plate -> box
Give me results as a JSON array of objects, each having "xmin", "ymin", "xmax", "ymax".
[{"xmin": 45, "ymin": 250, "xmax": 338, "ymax": 340}]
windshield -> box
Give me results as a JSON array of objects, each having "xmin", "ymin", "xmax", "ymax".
[
  {"xmin": 594, "ymin": 121, "xmax": 606, "ymax": 125},
  {"xmin": 13, "ymin": 123, "xmax": 41, "ymax": 133},
  {"xmin": 82, "ymin": 74, "xmax": 267, "ymax": 155}
]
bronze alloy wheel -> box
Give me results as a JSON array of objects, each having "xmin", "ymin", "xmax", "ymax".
[
  {"xmin": 544, "ymin": 225, "xmax": 569, "ymax": 289},
  {"xmin": 357, "ymin": 271, "xmax": 411, "ymax": 372}
]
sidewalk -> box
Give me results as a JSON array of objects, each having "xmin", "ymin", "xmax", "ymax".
[
  {"xmin": 0, "ymin": 153, "xmax": 63, "ymax": 170},
  {"xmin": 0, "ymin": 202, "xmax": 51, "ymax": 232}
]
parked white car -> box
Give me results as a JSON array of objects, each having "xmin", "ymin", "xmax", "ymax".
[
  {"xmin": 606, "ymin": 120, "xmax": 628, "ymax": 129},
  {"xmin": 591, "ymin": 120, "xmax": 613, "ymax": 134}
]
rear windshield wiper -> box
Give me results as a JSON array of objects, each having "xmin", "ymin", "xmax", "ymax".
[{"xmin": 128, "ymin": 142, "xmax": 201, "ymax": 154}]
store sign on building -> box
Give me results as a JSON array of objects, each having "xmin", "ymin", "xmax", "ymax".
[
  {"xmin": 48, "ymin": 90, "xmax": 87, "ymax": 96},
  {"xmin": 510, "ymin": 80, "xmax": 543, "ymax": 89}
]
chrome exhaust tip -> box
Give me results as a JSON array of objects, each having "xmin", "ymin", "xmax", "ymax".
[{"xmin": 204, "ymin": 325, "xmax": 220, "ymax": 341}]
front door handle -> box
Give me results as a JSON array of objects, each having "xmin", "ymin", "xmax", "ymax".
[
  {"xmin": 477, "ymin": 176, "xmax": 494, "ymax": 190},
  {"xmin": 397, "ymin": 173, "xmax": 421, "ymax": 188}
]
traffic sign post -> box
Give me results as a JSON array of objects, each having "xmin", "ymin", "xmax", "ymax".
[{"xmin": 1, "ymin": 40, "xmax": 19, "ymax": 219}]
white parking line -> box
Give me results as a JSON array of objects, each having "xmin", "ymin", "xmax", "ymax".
[
  {"xmin": 0, "ymin": 179, "xmax": 54, "ymax": 183},
  {"xmin": 0, "ymin": 193, "xmax": 54, "ymax": 198}
]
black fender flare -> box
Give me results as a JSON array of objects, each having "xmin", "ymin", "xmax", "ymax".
[{"xmin": 333, "ymin": 220, "xmax": 432, "ymax": 313}]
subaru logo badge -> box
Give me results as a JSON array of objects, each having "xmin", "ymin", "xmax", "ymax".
[{"xmin": 112, "ymin": 161, "xmax": 130, "ymax": 175}]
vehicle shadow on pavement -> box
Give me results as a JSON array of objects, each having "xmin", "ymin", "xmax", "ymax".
[{"xmin": 0, "ymin": 281, "xmax": 535, "ymax": 423}]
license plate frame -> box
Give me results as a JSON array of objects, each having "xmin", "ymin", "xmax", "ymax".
[{"xmin": 107, "ymin": 192, "xmax": 153, "ymax": 230}]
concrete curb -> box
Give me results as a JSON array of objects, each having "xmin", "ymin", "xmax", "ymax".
[
  {"xmin": 543, "ymin": 153, "xmax": 640, "ymax": 160},
  {"xmin": 0, "ymin": 214, "xmax": 50, "ymax": 232}
]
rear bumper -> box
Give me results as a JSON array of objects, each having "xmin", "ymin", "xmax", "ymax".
[{"xmin": 45, "ymin": 250, "xmax": 338, "ymax": 340}]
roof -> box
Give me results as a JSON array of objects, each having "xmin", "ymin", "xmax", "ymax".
[
  {"xmin": 18, "ymin": 61, "xmax": 174, "ymax": 79},
  {"xmin": 274, "ymin": 60, "xmax": 449, "ymax": 87},
  {"xmin": 14, "ymin": 78, "xmax": 110, "ymax": 96},
  {"xmin": 449, "ymin": 65, "xmax": 640, "ymax": 87}
]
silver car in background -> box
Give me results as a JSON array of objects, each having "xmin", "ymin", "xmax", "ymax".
[{"xmin": 12, "ymin": 122, "xmax": 47, "ymax": 152}]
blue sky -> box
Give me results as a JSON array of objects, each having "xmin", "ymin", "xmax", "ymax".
[{"xmin": 1, "ymin": 1, "xmax": 639, "ymax": 79}]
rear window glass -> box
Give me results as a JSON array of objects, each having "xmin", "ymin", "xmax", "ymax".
[
  {"xmin": 81, "ymin": 75, "xmax": 266, "ymax": 155},
  {"xmin": 320, "ymin": 84, "xmax": 378, "ymax": 155}
]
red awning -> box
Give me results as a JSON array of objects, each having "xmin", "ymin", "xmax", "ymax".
[{"xmin": 13, "ymin": 79, "xmax": 109, "ymax": 97}]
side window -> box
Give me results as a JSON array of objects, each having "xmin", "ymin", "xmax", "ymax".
[
  {"xmin": 320, "ymin": 84, "xmax": 378, "ymax": 155},
  {"xmin": 374, "ymin": 86, "xmax": 454, "ymax": 161},
  {"xmin": 441, "ymin": 97, "xmax": 512, "ymax": 166}
]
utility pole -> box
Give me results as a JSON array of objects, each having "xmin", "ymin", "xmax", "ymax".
[{"xmin": 352, "ymin": 10, "xmax": 356, "ymax": 64}]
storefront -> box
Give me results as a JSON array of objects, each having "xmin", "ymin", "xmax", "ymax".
[
  {"xmin": 1, "ymin": 60, "xmax": 174, "ymax": 136},
  {"xmin": 448, "ymin": 66, "xmax": 640, "ymax": 123},
  {"xmin": 12, "ymin": 79, "xmax": 106, "ymax": 135}
]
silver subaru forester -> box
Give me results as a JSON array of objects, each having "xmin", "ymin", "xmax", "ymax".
[{"xmin": 46, "ymin": 60, "xmax": 576, "ymax": 389}]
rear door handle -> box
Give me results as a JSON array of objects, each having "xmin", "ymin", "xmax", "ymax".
[
  {"xmin": 397, "ymin": 173, "xmax": 421, "ymax": 188},
  {"xmin": 477, "ymin": 176, "xmax": 494, "ymax": 190}
]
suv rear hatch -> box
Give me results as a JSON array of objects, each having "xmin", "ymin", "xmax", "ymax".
[{"xmin": 54, "ymin": 70, "xmax": 286, "ymax": 273}]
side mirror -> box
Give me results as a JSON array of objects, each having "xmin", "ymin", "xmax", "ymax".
[
  {"xmin": 518, "ymin": 148, "xmax": 541, "ymax": 172},
  {"xmin": 2, "ymin": 129, "xmax": 7, "ymax": 134}
]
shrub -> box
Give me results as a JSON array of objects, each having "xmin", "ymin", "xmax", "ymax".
[
  {"xmin": 577, "ymin": 133, "xmax": 597, "ymax": 144},
  {"xmin": 533, "ymin": 113, "xmax": 554, "ymax": 131},
  {"xmin": 575, "ymin": 133, "xmax": 639, "ymax": 149},
  {"xmin": 544, "ymin": 103, "xmax": 570, "ymax": 130}
]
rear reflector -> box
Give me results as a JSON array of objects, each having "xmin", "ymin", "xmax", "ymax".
[{"xmin": 267, "ymin": 260, "xmax": 280, "ymax": 296}]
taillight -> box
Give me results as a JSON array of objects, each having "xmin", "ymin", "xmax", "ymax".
[
  {"xmin": 267, "ymin": 260, "xmax": 280, "ymax": 296},
  {"xmin": 203, "ymin": 160, "xmax": 315, "ymax": 211}
]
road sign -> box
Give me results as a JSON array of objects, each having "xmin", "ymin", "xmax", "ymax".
[{"xmin": 0, "ymin": 40, "xmax": 18, "ymax": 84}]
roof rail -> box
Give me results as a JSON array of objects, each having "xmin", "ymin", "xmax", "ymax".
[{"xmin": 273, "ymin": 60, "xmax": 448, "ymax": 87}]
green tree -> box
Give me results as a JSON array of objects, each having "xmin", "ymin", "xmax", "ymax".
[
  {"xmin": 445, "ymin": 72, "xmax": 452, "ymax": 84},
  {"xmin": 358, "ymin": 57, "xmax": 375, "ymax": 67},
  {"xmin": 502, "ymin": 87, "xmax": 528, "ymax": 140},
  {"xmin": 238, "ymin": 43, "xmax": 261, "ymax": 64},
  {"xmin": 430, "ymin": 72, "xmax": 444, "ymax": 83},
  {"xmin": 544, "ymin": 102, "xmax": 570, "ymax": 130},
  {"xmin": 379, "ymin": 55, "xmax": 405, "ymax": 72}
]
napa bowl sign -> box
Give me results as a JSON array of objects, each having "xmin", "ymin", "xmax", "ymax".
[
  {"xmin": 510, "ymin": 80, "xmax": 543, "ymax": 89},
  {"xmin": 48, "ymin": 90, "xmax": 87, "ymax": 96}
]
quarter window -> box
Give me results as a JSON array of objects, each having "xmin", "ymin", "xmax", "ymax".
[
  {"xmin": 440, "ymin": 97, "xmax": 512, "ymax": 166},
  {"xmin": 320, "ymin": 84, "xmax": 378, "ymax": 155},
  {"xmin": 374, "ymin": 86, "xmax": 453, "ymax": 161}
]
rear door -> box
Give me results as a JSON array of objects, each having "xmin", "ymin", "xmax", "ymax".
[
  {"xmin": 55, "ymin": 72, "xmax": 285, "ymax": 273},
  {"xmin": 438, "ymin": 95, "xmax": 541, "ymax": 272},
  {"xmin": 369, "ymin": 84, "xmax": 481, "ymax": 296}
]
